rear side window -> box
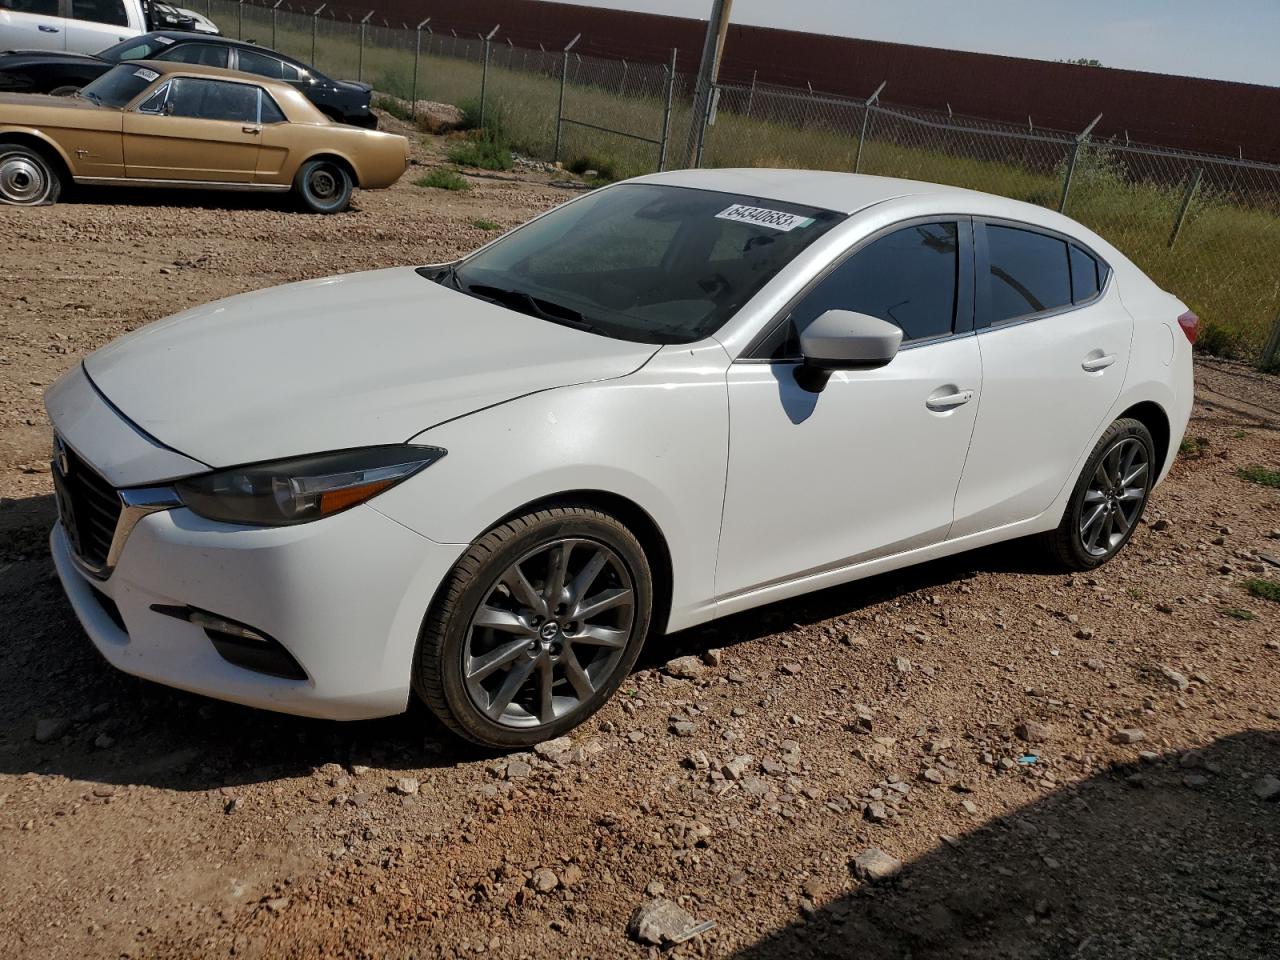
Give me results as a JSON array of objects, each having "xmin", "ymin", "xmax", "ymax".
[
  {"xmin": 2, "ymin": 0, "xmax": 60, "ymax": 14},
  {"xmin": 1069, "ymin": 245, "xmax": 1102, "ymax": 303},
  {"xmin": 155, "ymin": 43, "xmax": 231, "ymax": 68},
  {"xmin": 70, "ymin": 0, "xmax": 128, "ymax": 26},
  {"xmin": 259, "ymin": 92, "xmax": 286, "ymax": 124},
  {"xmin": 236, "ymin": 48, "xmax": 285, "ymax": 79},
  {"xmin": 167, "ymin": 77, "xmax": 259, "ymax": 123},
  {"xmin": 790, "ymin": 222, "xmax": 960, "ymax": 343},
  {"xmin": 985, "ymin": 224, "xmax": 1072, "ymax": 323}
]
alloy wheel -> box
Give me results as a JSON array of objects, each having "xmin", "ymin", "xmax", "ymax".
[
  {"xmin": 0, "ymin": 152, "xmax": 50, "ymax": 205},
  {"xmin": 463, "ymin": 537, "xmax": 635, "ymax": 729},
  {"xmin": 1078, "ymin": 436, "xmax": 1149, "ymax": 558}
]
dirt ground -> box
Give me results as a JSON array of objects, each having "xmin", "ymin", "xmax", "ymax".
[{"xmin": 1, "ymin": 116, "xmax": 1279, "ymax": 960}]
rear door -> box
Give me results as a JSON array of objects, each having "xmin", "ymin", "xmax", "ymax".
[
  {"xmin": 63, "ymin": 0, "xmax": 139, "ymax": 53},
  {"xmin": 0, "ymin": 0, "xmax": 67, "ymax": 52},
  {"xmin": 122, "ymin": 75, "xmax": 262, "ymax": 182},
  {"xmin": 950, "ymin": 220, "xmax": 1131, "ymax": 538}
]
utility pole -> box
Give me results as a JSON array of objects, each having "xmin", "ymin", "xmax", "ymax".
[{"xmin": 685, "ymin": 0, "xmax": 733, "ymax": 167}]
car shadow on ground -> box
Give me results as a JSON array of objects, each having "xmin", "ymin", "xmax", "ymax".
[
  {"xmin": 61, "ymin": 184, "xmax": 340, "ymax": 215},
  {"xmin": 729, "ymin": 729, "xmax": 1280, "ymax": 960},
  {"xmin": 2, "ymin": 489, "xmax": 1060, "ymax": 793}
]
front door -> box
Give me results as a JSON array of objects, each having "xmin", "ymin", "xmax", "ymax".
[
  {"xmin": 123, "ymin": 75, "xmax": 262, "ymax": 182},
  {"xmin": 0, "ymin": 0, "xmax": 67, "ymax": 51},
  {"xmin": 715, "ymin": 219, "xmax": 983, "ymax": 602},
  {"xmin": 950, "ymin": 221, "xmax": 1133, "ymax": 538}
]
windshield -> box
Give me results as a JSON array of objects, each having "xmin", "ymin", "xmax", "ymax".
[
  {"xmin": 78, "ymin": 64, "xmax": 161, "ymax": 108},
  {"xmin": 447, "ymin": 183, "xmax": 844, "ymax": 344},
  {"xmin": 98, "ymin": 35, "xmax": 177, "ymax": 63}
]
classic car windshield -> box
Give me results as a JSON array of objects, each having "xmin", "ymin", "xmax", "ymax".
[
  {"xmin": 78, "ymin": 64, "xmax": 161, "ymax": 109},
  {"xmin": 445, "ymin": 183, "xmax": 844, "ymax": 345}
]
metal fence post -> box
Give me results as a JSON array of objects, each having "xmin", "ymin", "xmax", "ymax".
[
  {"xmin": 745, "ymin": 68, "xmax": 757, "ymax": 118},
  {"xmin": 1168, "ymin": 168, "xmax": 1204, "ymax": 248},
  {"xmin": 694, "ymin": 83, "xmax": 719, "ymax": 168},
  {"xmin": 853, "ymin": 80, "xmax": 886, "ymax": 174},
  {"xmin": 1261, "ymin": 309, "xmax": 1280, "ymax": 371},
  {"xmin": 479, "ymin": 24, "xmax": 500, "ymax": 129},
  {"xmin": 552, "ymin": 33, "xmax": 581, "ymax": 164},
  {"xmin": 358, "ymin": 10, "xmax": 372, "ymax": 83},
  {"xmin": 271, "ymin": 0, "xmax": 282, "ymax": 49},
  {"xmin": 236, "ymin": 0, "xmax": 243, "ymax": 40},
  {"xmin": 410, "ymin": 18, "xmax": 429, "ymax": 118},
  {"xmin": 658, "ymin": 47, "xmax": 677, "ymax": 172},
  {"xmin": 1059, "ymin": 113, "xmax": 1102, "ymax": 214},
  {"xmin": 310, "ymin": 4, "xmax": 325, "ymax": 67}
]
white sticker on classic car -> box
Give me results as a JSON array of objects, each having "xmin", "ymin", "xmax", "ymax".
[
  {"xmin": 715, "ymin": 204, "xmax": 814, "ymax": 232},
  {"xmin": 134, "ymin": 68, "xmax": 160, "ymax": 81}
]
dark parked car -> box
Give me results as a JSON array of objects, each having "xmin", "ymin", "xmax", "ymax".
[{"xmin": 0, "ymin": 30, "xmax": 375, "ymax": 127}]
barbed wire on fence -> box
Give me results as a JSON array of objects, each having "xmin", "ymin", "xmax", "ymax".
[{"xmin": 204, "ymin": 0, "xmax": 1280, "ymax": 368}]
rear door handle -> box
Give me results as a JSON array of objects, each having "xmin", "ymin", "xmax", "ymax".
[
  {"xmin": 926, "ymin": 389, "xmax": 975, "ymax": 412},
  {"xmin": 38, "ymin": 24, "xmax": 60, "ymax": 32},
  {"xmin": 1082, "ymin": 354, "xmax": 1116, "ymax": 372}
]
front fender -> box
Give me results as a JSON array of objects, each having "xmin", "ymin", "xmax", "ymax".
[
  {"xmin": 0, "ymin": 125, "xmax": 75, "ymax": 172},
  {"xmin": 371, "ymin": 342, "xmax": 732, "ymax": 632}
]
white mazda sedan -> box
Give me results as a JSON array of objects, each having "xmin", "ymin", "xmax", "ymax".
[{"xmin": 46, "ymin": 170, "xmax": 1195, "ymax": 747}]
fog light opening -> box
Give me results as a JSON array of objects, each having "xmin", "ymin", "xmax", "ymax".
[{"xmin": 149, "ymin": 604, "xmax": 308, "ymax": 681}]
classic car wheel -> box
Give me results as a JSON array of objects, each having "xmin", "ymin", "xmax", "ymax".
[
  {"xmin": 413, "ymin": 505, "xmax": 653, "ymax": 748},
  {"xmin": 295, "ymin": 158, "xmax": 353, "ymax": 214},
  {"xmin": 0, "ymin": 146, "xmax": 61, "ymax": 206}
]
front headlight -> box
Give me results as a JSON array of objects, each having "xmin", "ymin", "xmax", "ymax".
[{"xmin": 175, "ymin": 445, "xmax": 446, "ymax": 527}]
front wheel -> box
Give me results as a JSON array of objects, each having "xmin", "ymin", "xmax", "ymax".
[
  {"xmin": 0, "ymin": 145, "xmax": 62, "ymax": 206},
  {"xmin": 414, "ymin": 506, "xmax": 653, "ymax": 748},
  {"xmin": 1045, "ymin": 417, "xmax": 1155, "ymax": 570},
  {"xmin": 293, "ymin": 158, "xmax": 353, "ymax": 213}
]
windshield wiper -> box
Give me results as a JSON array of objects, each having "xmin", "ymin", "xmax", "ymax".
[{"xmin": 464, "ymin": 282, "xmax": 602, "ymax": 335}]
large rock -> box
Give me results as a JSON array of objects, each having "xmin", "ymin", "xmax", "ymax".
[
  {"xmin": 34, "ymin": 718, "xmax": 70, "ymax": 743},
  {"xmin": 627, "ymin": 898, "xmax": 697, "ymax": 945},
  {"xmin": 664, "ymin": 655, "xmax": 705, "ymax": 680},
  {"xmin": 851, "ymin": 847, "xmax": 903, "ymax": 882},
  {"xmin": 414, "ymin": 100, "xmax": 466, "ymax": 133}
]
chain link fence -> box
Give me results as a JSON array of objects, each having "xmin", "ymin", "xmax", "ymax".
[{"xmin": 196, "ymin": 0, "xmax": 1280, "ymax": 368}]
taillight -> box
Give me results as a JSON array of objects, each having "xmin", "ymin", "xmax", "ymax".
[{"xmin": 1176, "ymin": 310, "xmax": 1199, "ymax": 344}]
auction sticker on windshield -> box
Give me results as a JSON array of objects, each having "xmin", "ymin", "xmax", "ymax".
[
  {"xmin": 134, "ymin": 68, "xmax": 160, "ymax": 82},
  {"xmin": 716, "ymin": 204, "xmax": 815, "ymax": 232}
]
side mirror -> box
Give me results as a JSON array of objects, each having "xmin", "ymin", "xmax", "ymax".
[{"xmin": 795, "ymin": 310, "xmax": 902, "ymax": 392}]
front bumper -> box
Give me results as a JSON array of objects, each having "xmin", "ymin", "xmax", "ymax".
[{"xmin": 51, "ymin": 501, "xmax": 464, "ymax": 720}]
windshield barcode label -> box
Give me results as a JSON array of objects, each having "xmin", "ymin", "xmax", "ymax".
[
  {"xmin": 134, "ymin": 68, "xmax": 160, "ymax": 82},
  {"xmin": 716, "ymin": 204, "xmax": 813, "ymax": 232}
]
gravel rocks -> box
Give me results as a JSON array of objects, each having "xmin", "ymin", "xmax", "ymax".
[
  {"xmin": 1113, "ymin": 728, "xmax": 1147, "ymax": 744},
  {"xmin": 663, "ymin": 655, "xmax": 705, "ymax": 679},
  {"xmin": 1016, "ymin": 720, "xmax": 1053, "ymax": 743}
]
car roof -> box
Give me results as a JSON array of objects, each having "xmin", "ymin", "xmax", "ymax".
[
  {"xmin": 130, "ymin": 59, "xmax": 302, "ymax": 97},
  {"xmin": 146, "ymin": 30, "xmax": 279, "ymax": 50},
  {"xmin": 636, "ymin": 168, "xmax": 988, "ymax": 215}
]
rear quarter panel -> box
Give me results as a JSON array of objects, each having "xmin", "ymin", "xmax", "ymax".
[{"xmin": 256, "ymin": 121, "xmax": 407, "ymax": 188}]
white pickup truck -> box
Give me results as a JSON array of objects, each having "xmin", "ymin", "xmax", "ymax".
[{"xmin": 0, "ymin": 0, "xmax": 215, "ymax": 56}]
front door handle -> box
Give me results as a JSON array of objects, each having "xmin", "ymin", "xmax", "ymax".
[
  {"xmin": 242, "ymin": 125, "xmax": 262, "ymax": 134},
  {"xmin": 926, "ymin": 389, "xmax": 975, "ymax": 412},
  {"xmin": 1082, "ymin": 354, "xmax": 1116, "ymax": 372},
  {"xmin": 38, "ymin": 24, "xmax": 60, "ymax": 32}
]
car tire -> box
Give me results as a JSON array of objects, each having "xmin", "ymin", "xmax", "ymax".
[
  {"xmin": 414, "ymin": 505, "xmax": 653, "ymax": 748},
  {"xmin": 0, "ymin": 144, "xmax": 62, "ymax": 206},
  {"xmin": 1045, "ymin": 417, "xmax": 1155, "ymax": 570},
  {"xmin": 293, "ymin": 158, "xmax": 353, "ymax": 214},
  {"xmin": 48, "ymin": 85, "xmax": 80, "ymax": 96}
]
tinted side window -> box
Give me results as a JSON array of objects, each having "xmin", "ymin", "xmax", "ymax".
[
  {"xmin": 155, "ymin": 43, "xmax": 231, "ymax": 68},
  {"xmin": 3, "ymin": 0, "xmax": 61, "ymax": 15},
  {"xmin": 70, "ymin": 0, "xmax": 127, "ymax": 26},
  {"xmin": 167, "ymin": 78, "xmax": 259, "ymax": 123},
  {"xmin": 986, "ymin": 225, "xmax": 1071, "ymax": 323},
  {"xmin": 236, "ymin": 49, "xmax": 284, "ymax": 79},
  {"xmin": 259, "ymin": 92, "xmax": 286, "ymax": 124},
  {"xmin": 790, "ymin": 222, "xmax": 959, "ymax": 344},
  {"xmin": 1069, "ymin": 245, "xmax": 1101, "ymax": 303}
]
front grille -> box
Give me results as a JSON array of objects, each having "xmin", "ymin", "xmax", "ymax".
[{"xmin": 56, "ymin": 442, "xmax": 122, "ymax": 570}]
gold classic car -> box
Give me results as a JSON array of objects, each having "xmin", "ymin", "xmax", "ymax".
[{"xmin": 0, "ymin": 60, "xmax": 409, "ymax": 212}]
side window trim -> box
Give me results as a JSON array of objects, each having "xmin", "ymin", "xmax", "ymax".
[
  {"xmin": 738, "ymin": 214, "xmax": 976, "ymax": 362},
  {"xmin": 135, "ymin": 79, "xmax": 171, "ymax": 114},
  {"xmin": 974, "ymin": 216, "xmax": 1112, "ymax": 331}
]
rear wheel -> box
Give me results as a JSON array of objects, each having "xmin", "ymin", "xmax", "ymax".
[
  {"xmin": 1045, "ymin": 417, "xmax": 1154, "ymax": 570},
  {"xmin": 414, "ymin": 506, "xmax": 653, "ymax": 748},
  {"xmin": 293, "ymin": 158, "xmax": 353, "ymax": 213},
  {"xmin": 0, "ymin": 144, "xmax": 62, "ymax": 206}
]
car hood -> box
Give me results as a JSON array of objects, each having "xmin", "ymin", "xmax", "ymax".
[
  {"xmin": 333, "ymin": 78, "xmax": 372, "ymax": 95},
  {"xmin": 0, "ymin": 50, "xmax": 103, "ymax": 65},
  {"xmin": 0, "ymin": 90, "xmax": 108, "ymax": 110},
  {"xmin": 83, "ymin": 267, "xmax": 659, "ymax": 470}
]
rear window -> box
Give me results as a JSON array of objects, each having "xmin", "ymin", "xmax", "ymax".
[{"xmin": 985, "ymin": 224, "xmax": 1071, "ymax": 324}]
